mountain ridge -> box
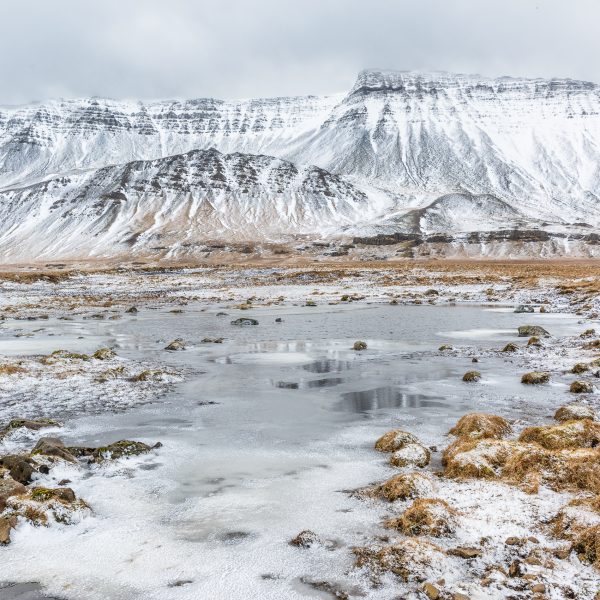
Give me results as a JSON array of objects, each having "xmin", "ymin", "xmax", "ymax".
[{"xmin": 0, "ymin": 69, "xmax": 599, "ymax": 261}]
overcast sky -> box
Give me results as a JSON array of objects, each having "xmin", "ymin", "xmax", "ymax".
[{"xmin": 1, "ymin": 0, "xmax": 598, "ymax": 104}]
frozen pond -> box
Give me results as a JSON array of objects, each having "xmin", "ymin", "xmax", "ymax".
[{"xmin": 0, "ymin": 303, "xmax": 584, "ymax": 599}]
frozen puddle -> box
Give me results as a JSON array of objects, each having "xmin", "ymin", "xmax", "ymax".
[{"xmin": 0, "ymin": 303, "xmax": 597, "ymax": 599}]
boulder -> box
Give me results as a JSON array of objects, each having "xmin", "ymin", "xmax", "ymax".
[
  {"xmin": 33, "ymin": 437, "xmax": 77, "ymax": 463},
  {"xmin": 0, "ymin": 515, "xmax": 17, "ymax": 545},
  {"xmin": 462, "ymin": 371, "xmax": 481, "ymax": 382},
  {"xmin": 0, "ymin": 478, "xmax": 27, "ymax": 512},
  {"xmin": 125, "ymin": 306, "xmax": 138, "ymax": 314},
  {"xmin": 0, "ymin": 418, "xmax": 60, "ymax": 440},
  {"xmin": 0, "ymin": 455, "xmax": 36, "ymax": 484},
  {"xmin": 90, "ymin": 440, "xmax": 160, "ymax": 462},
  {"xmin": 353, "ymin": 340, "xmax": 367, "ymax": 351},
  {"xmin": 165, "ymin": 338, "xmax": 186, "ymax": 351},
  {"xmin": 502, "ymin": 343, "xmax": 519, "ymax": 352},
  {"xmin": 518, "ymin": 325, "xmax": 550, "ymax": 338},
  {"xmin": 514, "ymin": 305, "xmax": 535, "ymax": 313},
  {"xmin": 92, "ymin": 348, "xmax": 116, "ymax": 360},
  {"xmin": 231, "ymin": 318, "xmax": 258, "ymax": 326}
]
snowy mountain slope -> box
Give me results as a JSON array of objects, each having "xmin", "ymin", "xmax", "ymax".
[
  {"xmin": 0, "ymin": 94, "xmax": 341, "ymax": 189},
  {"xmin": 292, "ymin": 71, "xmax": 600, "ymax": 225},
  {"xmin": 0, "ymin": 69, "xmax": 599, "ymax": 260},
  {"xmin": 0, "ymin": 148, "xmax": 386, "ymax": 261}
]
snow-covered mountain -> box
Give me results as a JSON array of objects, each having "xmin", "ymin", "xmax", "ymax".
[{"xmin": 1, "ymin": 69, "xmax": 599, "ymax": 260}]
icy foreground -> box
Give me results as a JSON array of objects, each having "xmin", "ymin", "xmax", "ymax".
[
  {"xmin": 1, "ymin": 264, "xmax": 600, "ymax": 599},
  {"xmin": 0, "ymin": 70, "xmax": 599, "ymax": 260}
]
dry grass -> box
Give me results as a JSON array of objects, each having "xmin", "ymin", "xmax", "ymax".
[
  {"xmin": 554, "ymin": 404, "xmax": 596, "ymax": 422},
  {"xmin": 384, "ymin": 499, "xmax": 458, "ymax": 537},
  {"xmin": 368, "ymin": 473, "xmax": 435, "ymax": 502},
  {"xmin": 353, "ymin": 538, "xmax": 446, "ymax": 582},
  {"xmin": 571, "ymin": 524, "xmax": 600, "ymax": 568},
  {"xmin": 442, "ymin": 438, "xmax": 514, "ymax": 479},
  {"xmin": 0, "ymin": 364, "xmax": 26, "ymax": 376},
  {"xmin": 521, "ymin": 371, "xmax": 550, "ymax": 384},
  {"xmin": 448, "ymin": 413, "xmax": 512, "ymax": 440},
  {"xmin": 518, "ymin": 420, "xmax": 600, "ymax": 450},
  {"xmin": 502, "ymin": 446, "xmax": 600, "ymax": 494}
]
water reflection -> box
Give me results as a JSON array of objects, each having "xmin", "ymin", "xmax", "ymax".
[
  {"xmin": 338, "ymin": 386, "xmax": 447, "ymax": 413},
  {"xmin": 274, "ymin": 377, "xmax": 344, "ymax": 389},
  {"xmin": 302, "ymin": 359, "xmax": 353, "ymax": 373}
]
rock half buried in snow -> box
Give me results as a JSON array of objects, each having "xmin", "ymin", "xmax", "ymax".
[
  {"xmin": 231, "ymin": 317, "xmax": 258, "ymax": 326},
  {"xmin": 32, "ymin": 437, "xmax": 78, "ymax": 463},
  {"xmin": 165, "ymin": 338, "xmax": 186, "ymax": 351},
  {"xmin": 0, "ymin": 418, "xmax": 61, "ymax": 440},
  {"xmin": 518, "ymin": 325, "xmax": 550, "ymax": 338},
  {"xmin": 87, "ymin": 440, "xmax": 161, "ymax": 463},
  {"xmin": 462, "ymin": 370, "xmax": 481, "ymax": 382},
  {"xmin": 514, "ymin": 305, "xmax": 535, "ymax": 313}
]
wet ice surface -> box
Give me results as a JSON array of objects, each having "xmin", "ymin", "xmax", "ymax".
[{"xmin": 0, "ymin": 304, "xmax": 590, "ymax": 599}]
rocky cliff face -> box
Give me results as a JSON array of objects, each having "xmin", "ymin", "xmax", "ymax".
[{"xmin": 1, "ymin": 69, "xmax": 599, "ymax": 260}]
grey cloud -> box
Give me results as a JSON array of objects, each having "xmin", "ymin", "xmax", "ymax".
[{"xmin": 0, "ymin": 0, "xmax": 597, "ymax": 104}]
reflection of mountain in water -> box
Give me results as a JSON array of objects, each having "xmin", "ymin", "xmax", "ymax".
[{"xmin": 338, "ymin": 386, "xmax": 447, "ymax": 413}]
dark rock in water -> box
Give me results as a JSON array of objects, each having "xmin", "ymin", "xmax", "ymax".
[
  {"xmin": 125, "ymin": 306, "xmax": 138, "ymax": 314},
  {"xmin": 518, "ymin": 325, "xmax": 550, "ymax": 337},
  {"xmin": 471, "ymin": 357, "xmax": 479, "ymax": 363},
  {"xmin": 165, "ymin": 338, "xmax": 186, "ymax": 351},
  {"xmin": 353, "ymin": 340, "xmax": 367, "ymax": 351},
  {"xmin": 216, "ymin": 312, "xmax": 228, "ymax": 316},
  {"xmin": 0, "ymin": 455, "xmax": 36, "ymax": 484},
  {"xmin": 0, "ymin": 478, "xmax": 27, "ymax": 512},
  {"xmin": 231, "ymin": 318, "xmax": 258, "ymax": 326},
  {"xmin": 462, "ymin": 371, "xmax": 481, "ymax": 382},
  {"xmin": 275, "ymin": 317, "xmax": 283, "ymax": 323},
  {"xmin": 502, "ymin": 343, "xmax": 519, "ymax": 352},
  {"xmin": 514, "ymin": 305, "xmax": 535, "ymax": 313},
  {"xmin": 32, "ymin": 437, "xmax": 77, "ymax": 463},
  {"xmin": 201, "ymin": 337, "xmax": 224, "ymax": 344}
]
